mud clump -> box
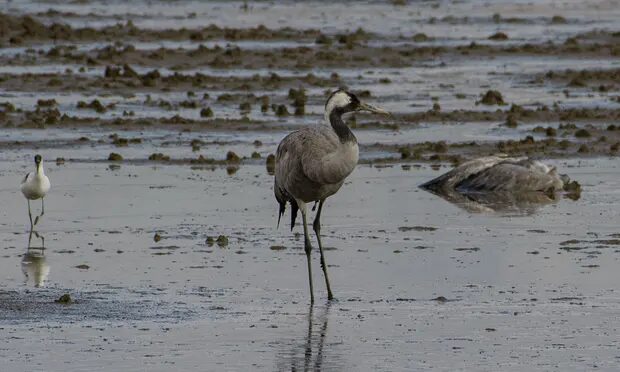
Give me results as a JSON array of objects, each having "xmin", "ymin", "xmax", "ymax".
[
  {"xmin": 226, "ymin": 165, "xmax": 239, "ymax": 175},
  {"xmin": 200, "ymin": 107, "xmax": 214, "ymax": 118},
  {"xmin": 568, "ymin": 77, "xmax": 587, "ymax": 87},
  {"xmin": 216, "ymin": 235, "xmax": 229, "ymax": 247},
  {"xmin": 489, "ymin": 32, "xmax": 509, "ymax": 41},
  {"xmin": 274, "ymin": 104, "xmax": 290, "ymax": 117},
  {"xmin": 575, "ymin": 128, "xmax": 591, "ymax": 138},
  {"xmin": 505, "ymin": 114, "xmax": 518, "ymax": 128},
  {"xmin": 226, "ymin": 151, "xmax": 240, "ymax": 163},
  {"xmin": 148, "ymin": 153, "xmax": 170, "ymax": 161},
  {"xmin": 108, "ymin": 152, "xmax": 123, "ymax": 161},
  {"xmin": 77, "ymin": 99, "xmax": 107, "ymax": 113},
  {"xmin": 55, "ymin": 294, "xmax": 73, "ymax": 304},
  {"xmin": 412, "ymin": 33, "xmax": 429, "ymax": 42},
  {"xmin": 154, "ymin": 233, "xmax": 162, "ymax": 242},
  {"xmin": 315, "ymin": 34, "xmax": 332, "ymax": 45},
  {"xmin": 479, "ymin": 90, "xmax": 505, "ymax": 105},
  {"xmin": 288, "ymin": 88, "xmax": 307, "ymax": 116},
  {"xmin": 260, "ymin": 96, "xmax": 270, "ymax": 112},
  {"xmin": 37, "ymin": 99, "xmax": 57, "ymax": 107},
  {"xmin": 551, "ymin": 15, "xmax": 568, "ymax": 24},
  {"xmin": 239, "ymin": 102, "xmax": 252, "ymax": 113}
]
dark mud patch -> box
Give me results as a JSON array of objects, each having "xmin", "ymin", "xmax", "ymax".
[
  {"xmin": 539, "ymin": 68, "xmax": 620, "ymax": 90},
  {"xmin": 0, "ymin": 288, "xmax": 195, "ymax": 325},
  {"xmin": 369, "ymin": 119, "xmax": 620, "ymax": 165},
  {"xmin": 0, "ymin": 69, "xmax": 339, "ymax": 94},
  {"xmin": 3, "ymin": 29, "xmax": 620, "ymax": 71},
  {"xmin": 398, "ymin": 226, "xmax": 437, "ymax": 232},
  {"xmin": 454, "ymin": 247, "xmax": 480, "ymax": 252},
  {"xmin": 0, "ymin": 13, "xmax": 327, "ymax": 45}
]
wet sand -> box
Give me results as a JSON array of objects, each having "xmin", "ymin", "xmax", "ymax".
[{"xmin": 1, "ymin": 0, "xmax": 620, "ymax": 370}]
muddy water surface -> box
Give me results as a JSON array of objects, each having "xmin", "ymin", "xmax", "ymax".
[{"xmin": 1, "ymin": 0, "xmax": 620, "ymax": 370}]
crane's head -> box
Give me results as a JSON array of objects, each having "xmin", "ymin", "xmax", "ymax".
[
  {"xmin": 34, "ymin": 154, "xmax": 42, "ymax": 165},
  {"xmin": 325, "ymin": 89, "xmax": 390, "ymax": 118}
]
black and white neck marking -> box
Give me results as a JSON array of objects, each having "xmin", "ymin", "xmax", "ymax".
[{"xmin": 324, "ymin": 91, "xmax": 358, "ymax": 144}]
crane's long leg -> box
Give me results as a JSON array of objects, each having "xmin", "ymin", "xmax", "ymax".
[
  {"xmin": 27, "ymin": 200, "xmax": 33, "ymax": 228},
  {"xmin": 313, "ymin": 200, "xmax": 334, "ymax": 300},
  {"xmin": 299, "ymin": 201, "xmax": 315, "ymax": 304}
]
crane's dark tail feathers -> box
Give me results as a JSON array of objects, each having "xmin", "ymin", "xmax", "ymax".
[
  {"xmin": 275, "ymin": 183, "xmax": 298, "ymax": 231},
  {"xmin": 277, "ymin": 200, "xmax": 285, "ymax": 229},
  {"xmin": 289, "ymin": 200, "xmax": 298, "ymax": 231},
  {"xmin": 276, "ymin": 198, "xmax": 299, "ymax": 231}
]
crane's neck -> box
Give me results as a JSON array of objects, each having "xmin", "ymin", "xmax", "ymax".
[{"xmin": 326, "ymin": 108, "xmax": 356, "ymax": 144}]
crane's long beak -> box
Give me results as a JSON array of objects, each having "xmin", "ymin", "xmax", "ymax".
[{"xmin": 358, "ymin": 102, "xmax": 391, "ymax": 116}]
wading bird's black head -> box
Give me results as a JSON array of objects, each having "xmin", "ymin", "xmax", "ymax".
[
  {"xmin": 34, "ymin": 154, "xmax": 42, "ymax": 165},
  {"xmin": 324, "ymin": 89, "xmax": 390, "ymax": 121}
]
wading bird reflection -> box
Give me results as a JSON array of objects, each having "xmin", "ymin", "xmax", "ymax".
[
  {"xmin": 274, "ymin": 89, "xmax": 389, "ymax": 303},
  {"xmin": 22, "ymin": 230, "xmax": 49, "ymax": 288}
]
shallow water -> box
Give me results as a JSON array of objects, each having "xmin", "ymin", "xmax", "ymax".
[{"xmin": 1, "ymin": 159, "xmax": 620, "ymax": 370}]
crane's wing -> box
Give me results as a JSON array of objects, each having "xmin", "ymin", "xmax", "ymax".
[
  {"xmin": 420, "ymin": 156, "xmax": 523, "ymax": 192},
  {"xmin": 299, "ymin": 127, "xmax": 357, "ymax": 185},
  {"xmin": 457, "ymin": 161, "xmax": 563, "ymax": 193}
]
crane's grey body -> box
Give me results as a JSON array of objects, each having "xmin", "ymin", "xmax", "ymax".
[
  {"xmin": 275, "ymin": 126, "xmax": 358, "ymax": 205},
  {"xmin": 420, "ymin": 155, "xmax": 565, "ymax": 194},
  {"xmin": 273, "ymin": 90, "xmax": 389, "ymax": 304}
]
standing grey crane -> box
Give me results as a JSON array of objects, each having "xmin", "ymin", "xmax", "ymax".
[{"xmin": 274, "ymin": 89, "xmax": 389, "ymax": 304}]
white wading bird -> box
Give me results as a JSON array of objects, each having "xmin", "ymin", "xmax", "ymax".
[
  {"xmin": 274, "ymin": 89, "xmax": 389, "ymax": 304},
  {"xmin": 21, "ymin": 154, "xmax": 51, "ymax": 227}
]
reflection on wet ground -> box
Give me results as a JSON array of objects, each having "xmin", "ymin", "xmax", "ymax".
[
  {"xmin": 21, "ymin": 252, "xmax": 48, "ymax": 288},
  {"xmin": 423, "ymin": 188, "xmax": 560, "ymax": 215},
  {"xmin": 275, "ymin": 304, "xmax": 341, "ymax": 371}
]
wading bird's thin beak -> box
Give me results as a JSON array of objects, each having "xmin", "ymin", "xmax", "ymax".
[{"xmin": 358, "ymin": 102, "xmax": 391, "ymax": 116}]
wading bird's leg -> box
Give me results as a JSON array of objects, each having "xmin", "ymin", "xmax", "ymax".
[
  {"xmin": 34, "ymin": 198, "xmax": 44, "ymax": 226},
  {"xmin": 33, "ymin": 230, "xmax": 45, "ymax": 249},
  {"xmin": 27, "ymin": 200, "xmax": 33, "ymax": 228},
  {"xmin": 299, "ymin": 201, "xmax": 315, "ymax": 304},
  {"xmin": 28, "ymin": 228, "xmax": 34, "ymax": 247},
  {"xmin": 313, "ymin": 200, "xmax": 334, "ymax": 300}
]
